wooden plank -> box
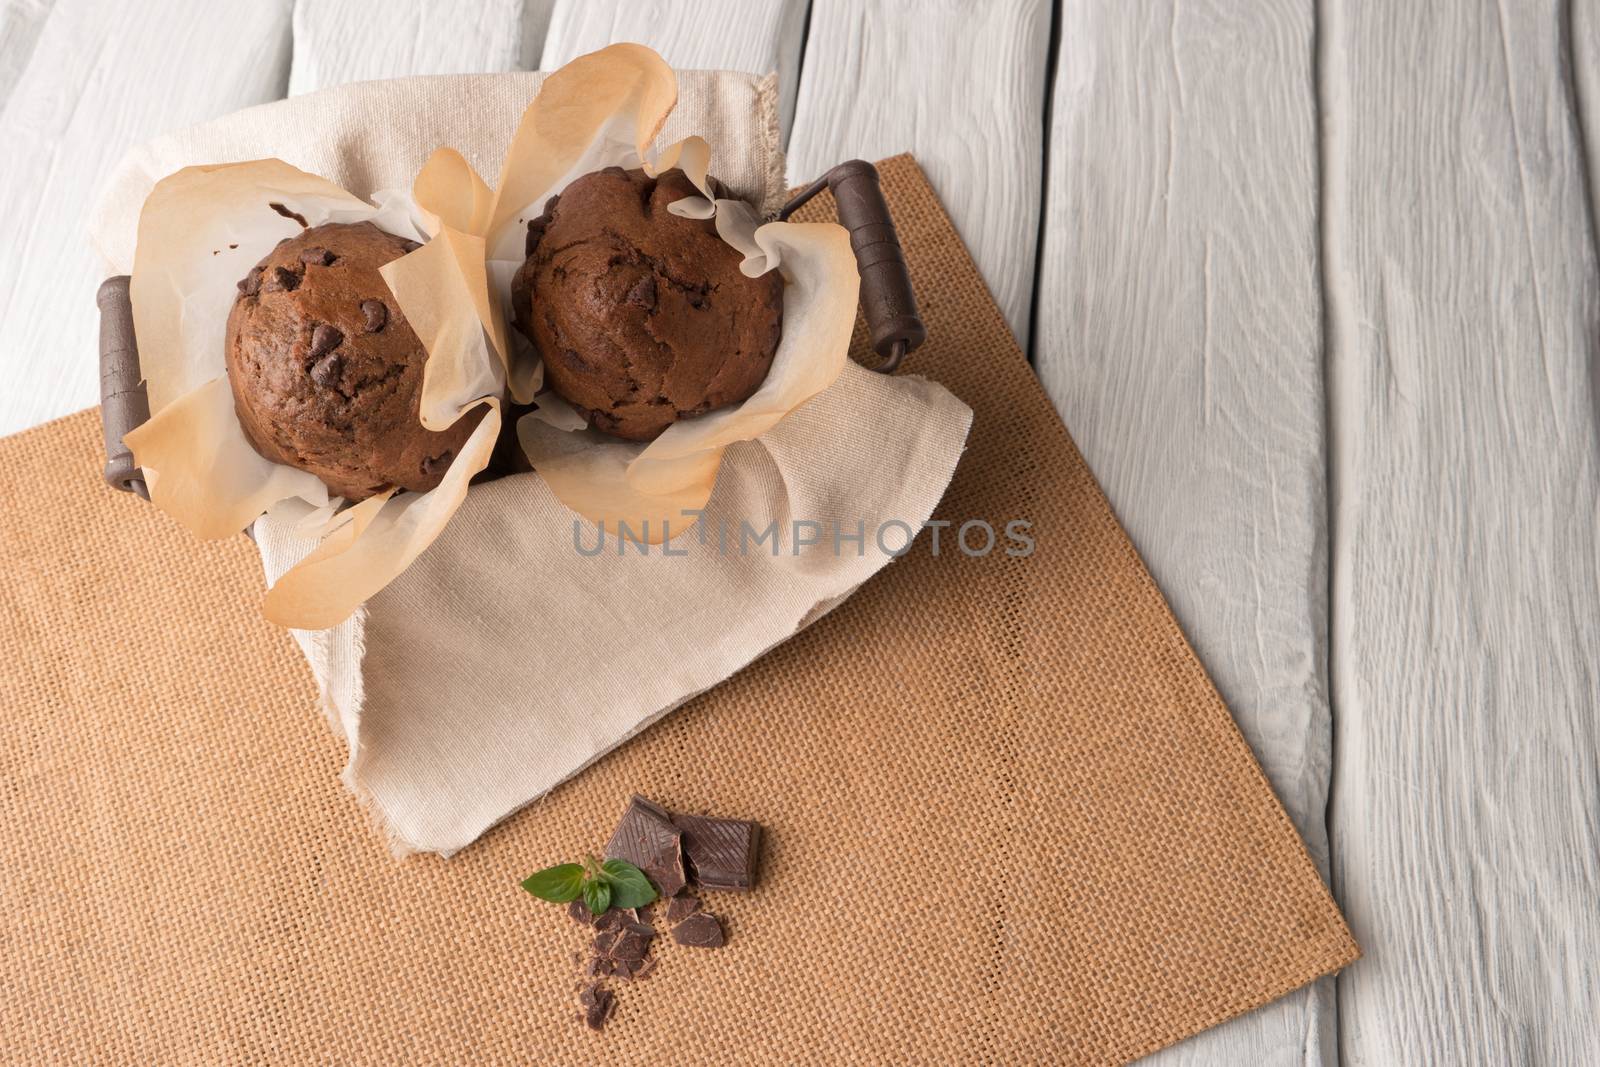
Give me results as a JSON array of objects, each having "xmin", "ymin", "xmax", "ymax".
[
  {"xmin": 1034, "ymin": 2, "xmax": 1335, "ymax": 1064},
  {"xmin": 1323, "ymin": 0, "xmax": 1600, "ymax": 1062},
  {"xmin": 288, "ymin": 0, "xmax": 553, "ymax": 95},
  {"xmin": 0, "ymin": 0, "xmax": 293, "ymax": 436},
  {"xmin": 785, "ymin": 0, "xmax": 1050, "ymax": 347},
  {"xmin": 538, "ymin": 0, "xmax": 807, "ymax": 142},
  {"xmin": 0, "ymin": 0, "xmax": 53, "ymax": 113}
]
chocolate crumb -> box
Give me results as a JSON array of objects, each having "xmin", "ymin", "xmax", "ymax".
[{"xmin": 671, "ymin": 912, "xmax": 725, "ymax": 948}]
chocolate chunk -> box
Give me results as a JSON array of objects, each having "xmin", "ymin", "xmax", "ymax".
[
  {"xmin": 268, "ymin": 266, "xmax": 301, "ymax": 292},
  {"xmin": 625, "ymin": 274, "xmax": 657, "ymax": 310},
  {"xmin": 269, "ymin": 201, "xmax": 310, "ymax": 228},
  {"xmin": 610, "ymin": 922, "xmax": 655, "ymax": 962},
  {"xmin": 670, "ymin": 912, "xmax": 725, "ymax": 948},
  {"xmin": 238, "ymin": 266, "xmax": 264, "ymax": 296},
  {"xmin": 664, "ymin": 893, "xmax": 701, "ymax": 924},
  {"xmin": 672, "ymin": 812, "xmax": 762, "ymax": 892},
  {"xmin": 604, "ymin": 795, "xmax": 687, "ymax": 897},
  {"xmin": 400, "ymin": 238, "xmax": 422, "ymax": 253},
  {"xmin": 567, "ymin": 900, "xmax": 595, "ymax": 926},
  {"xmin": 582, "ymin": 956, "xmax": 606, "ymax": 977},
  {"xmin": 578, "ymin": 983, "xmax": 614, "ymax": 1030},
  {"xmin": 631, "ymin": 957, "xmax": 658, "ymax": 981},
  {"xmin": 592, "ymin": 929, "xmax": 618, "ymax": 956},
  {"xmin": 360, "ymin": 299, "xmax": 388, "ymax": 332},
  {"xmin": 309, "ymin": 324, "xmax": 344, "ymax": 359},
  {"xmin": 419, "ymin": 450, "xmax": 452, "ymax": 477},
  {"xmin": 309, "ymin": 353, "xmax": 343, "ymax": 390},
  {"xmin": 298, "ymin": 247, "xmax": 336, "ymax": 267}
]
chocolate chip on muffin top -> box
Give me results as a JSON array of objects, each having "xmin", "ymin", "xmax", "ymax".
[
  {"xmin": 510, "ymin": 166, "xmax": 784, "ymax": 441},
  {"xmin": 225, "ymin": 221, "xmax": 487, "ymax": 500}
]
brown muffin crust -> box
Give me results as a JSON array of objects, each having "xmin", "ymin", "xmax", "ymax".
[
  {"xmin": 510, "ymin": 166, "xmax": 784, "ymax": 441},
  {"xmin": 225, "ymin": 221, "xmax": 487, "ymax": 501}
]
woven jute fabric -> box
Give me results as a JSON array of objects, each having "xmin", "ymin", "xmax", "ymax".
[{"xmin": 0, "ymin": 155, "xmax": 1357, "ymax": 1064}]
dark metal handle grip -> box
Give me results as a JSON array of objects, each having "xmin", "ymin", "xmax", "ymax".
[
  {"xmin": 779, "ymin": 160, "xmax": 926, "ymax": 372},
  {"xmin": 98, "ymin": 275, "xmax": 149, "ymax": 498}
]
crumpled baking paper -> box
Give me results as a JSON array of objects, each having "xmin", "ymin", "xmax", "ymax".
[
  {"xmin": 123, "ymin": 160, "xmax": 503, "ymax": 629},
  {"xmin": 426, "ymin": 43, "xmax": 861, "ymax": 542}
]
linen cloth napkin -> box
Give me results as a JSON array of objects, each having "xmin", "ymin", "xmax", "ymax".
[{"xmin": 90, "ymin": 72, "xmax": 973, "ymax": 854}]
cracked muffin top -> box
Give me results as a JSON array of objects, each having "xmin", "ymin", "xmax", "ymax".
[
  {"xmin": 509, "ymin": 166, "xmax": 784, "ymax": 441},
  {"xmin": 225, "ymin": 221, "xmax": 487, "ymax": 501}
]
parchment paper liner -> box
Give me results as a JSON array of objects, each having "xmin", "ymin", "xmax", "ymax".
[
  {"xmin": 123, "ymin": 159, "xmax": 503, "ymax": 629},
  {"xmin": 424, "ymin": 44, "xmax": 861, "ymax": 542}
]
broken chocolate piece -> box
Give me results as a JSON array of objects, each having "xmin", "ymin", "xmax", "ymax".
[
  {"xmin": 298, "ymin": 246, "xmax": 336, "ymax": 266},
  {"xmin": 578, "ymin": 983, "xmax": 614, "ymax": 1030},
  {"xmin": 672, "ymin": 812, "xmax": 762, "ymax": 891},
  {"xmin": 610, "ymin": 922, "xmax": 655, "ymax": 962},
  {"xmin": 670, "ymin": 912, "xmax": 725, "ymax": 948},
  {"xmin": 592, "ymin": 929, "xmax": 619, "ymax": 956},
  {"xmin": 567, "ymin": 900, "xmax": 595, "ymax": 926},
  {"xmin": 632, "ymin": 957, "xmax": 658, "ymax": 981},
  {"xmin": 604, "ymin": 795, "xmax": 687, "ymax": 897},
  {"xmin": 665, "ymin": 893, "xmax": 701, "ymax": 924}
]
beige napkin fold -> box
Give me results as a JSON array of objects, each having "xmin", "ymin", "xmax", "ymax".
[{"xmin": 92, "ymin": 72, "xmax": 973, "ymax": 855}]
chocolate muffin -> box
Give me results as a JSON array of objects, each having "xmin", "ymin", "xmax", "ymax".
[
  {"xmin": 510, "ymin": 166, "xmax": 784, "ymax": 441},
  {"xmin": 226, "ymin": 221, "xmax": 487, "ymax": 500}
]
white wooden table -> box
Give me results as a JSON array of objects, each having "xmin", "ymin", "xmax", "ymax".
[{"xmin": 3, "ymin": 1, "xmax": 1597, "ymax": 1062}]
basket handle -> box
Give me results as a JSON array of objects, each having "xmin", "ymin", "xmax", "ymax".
[
  {"xmin": 97, "ymin": 276, "xmax": 148, "ymax": 497},
  {"xmin": 778, "ymin": 159, "xmax": 926, "ymax": 373}
]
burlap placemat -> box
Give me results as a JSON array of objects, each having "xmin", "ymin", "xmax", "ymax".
[{"xmin": 0, "ymin": 155, "xmax": 1356, "ymax": 1064}]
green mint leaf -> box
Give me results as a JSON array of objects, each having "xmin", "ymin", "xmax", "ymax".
[
  {"xmin": 600, "ymin": 859, "xmax": 658, "ymax": 909},
  {"xmin": 520, "ymin": 863, "xmax": 585, "ymax": 903},
  {"xmin": 582, "ymin": 877, "xmax": 612, "ymax": 917}
]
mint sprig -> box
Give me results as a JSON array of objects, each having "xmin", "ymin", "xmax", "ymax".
[{"xmin": 521, "ymin": 854, "xmax": 657, "ymax": 917}]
